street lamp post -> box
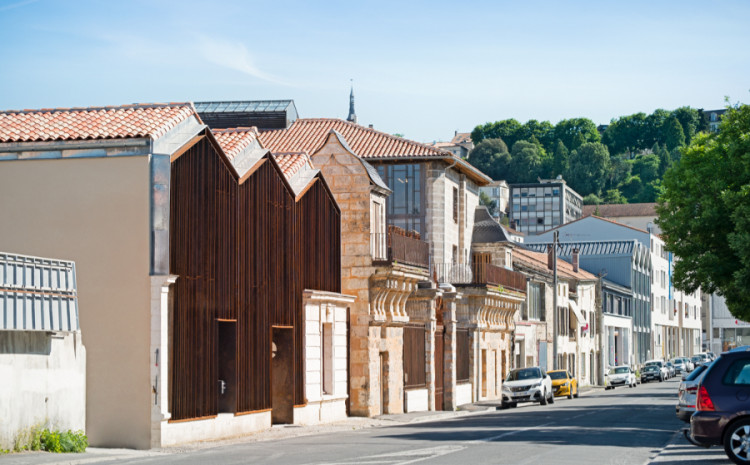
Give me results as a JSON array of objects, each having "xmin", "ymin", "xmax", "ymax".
[{"xmin": 552, "ymin": 231, "xmax": 559, "ymax": 370}]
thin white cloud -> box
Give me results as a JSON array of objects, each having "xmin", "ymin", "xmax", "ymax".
[
  {"xmin": 195, "ymin": 35, "xmax": 289, "ymax": 86},
  {"xmin": 0, "ymin": 0, "xmax": 40, "ymax": 12}
]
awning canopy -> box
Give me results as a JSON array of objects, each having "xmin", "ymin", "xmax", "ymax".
[{"xmin": 569, "ymin": 300, "xmax": 586, "ymax": 327}]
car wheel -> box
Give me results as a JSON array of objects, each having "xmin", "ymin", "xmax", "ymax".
[
  {"xmin": 540, "ymin": 389, "xmax": 548, "ymax": 405},
  {"xmin": 573, "ymin": 386, "xmax": 579, "ymax": 398},
  {"xmin": 723, "ymin": 419, "xmax": 750, "ymax": 465},
  {"xmin": 568, "ymin": 389, "xmax": 573, "ymax": 399},
  {"xmin": 659, "ymin": 376, "xmax": 664, "ymax": 382},
  {"xmin": 500, "ymin": 402, "xmax": 509, "ymax": 409},
  {"xmin": 510, "ymin": 402, "xmax": 517, "ymax": 408},
  {"xmin": 549, "ymin": 391, "xmax": 554, "ymax": 404}
]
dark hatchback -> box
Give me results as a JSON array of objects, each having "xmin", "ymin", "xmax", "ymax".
[
  {"xmin": 641, "ymin": 365, "xmax": 663, "ymax": 383},
  {"xmin": 690, "ymin": 346, "xmax": 750, "ymax": 465}
]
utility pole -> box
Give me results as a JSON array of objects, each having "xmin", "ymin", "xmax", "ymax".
[{"xmin": 552, "ymin": 231, "xmax": 559, "ymax": 370}]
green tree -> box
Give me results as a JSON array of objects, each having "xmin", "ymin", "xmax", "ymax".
[
  {"xmin": 519, "ymin": 120, "xmax": 555, "ymax": 153},
  {"xmin": 549, "ymin": 139, "xmax": 569, "ymax": 178},
  {"xmin": 603, "ymin": 189, "xmax": 628, "ymax": 204},
  {"xmin": 564, "ymin": 142, "xmax": 610, "ymax": 196},
  {"xmin": 656, "ymin": 104, "xmax": 750, "ymax": 319},
  {"xmin": 607, "ymin": 154, "xmax": 632, "ymax": 191},
  {"xmin": 646, "ymin": 108, "xmax": 672, "ymax": 146},
  {"xmin": 471, "ymin": 119, "xmax": 522, "ymax": 147},
  {"xmin": 554, "ymin": 117, "xmax": 601, "ymax": 152},
  {"xmin": 508, "ymin": 140, "xmax": 545, "ymax": 183},
  {"xmin": 663, "ymin": 116, "xmax": 686, "ymax": 151},
  {"xmin": 467, "ymin": 138, "xmax": 510, "ymax": 180},
  {"xmin": 619, "ymin": 175, "xmax": 643, "ymax": 202},
  {"xmin": 672, "ymin": 106, "xmax": 700, "ymax": 144},
  {"xmin": 479, "ymin": 190, "xmax": 497, "ymax": 216},
  {"xmin": 632, "ymin": 154, "xmax": 660, "ymax": 185},
  {"xmin": 583, "ymin": 193, "xmax": 602, "ymax": 205},
  {"xmin": 602, "ymin": 113, "xmax": 650, "ymax": 156}
]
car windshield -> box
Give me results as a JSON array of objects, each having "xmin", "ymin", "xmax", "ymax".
[
  {"xmin": 548, "ymin": 371, "xmax": 568, "ymax": 380},
  {"xmin": 611, "ymin": 367, "xmax": 629, "ymax": 374},
  {"xmin": 644, "ymin": 366, "xmax": 658, "ymax": 372},
  {"xmin": 645, "ymin": 361, "xmax": 663, "ymax": 367},
  {"xmin": 506, "ymin": 368, "xmax": 540, "ymax": 381}
]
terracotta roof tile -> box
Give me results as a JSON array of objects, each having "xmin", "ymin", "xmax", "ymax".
[
  {"xmin": 0, "ymin": 103, "xmax": 198, "ymax": 143},
  {"xmin": 212, "ymin": 127, "xmax": 261, "ymax": 161},
  {"xmin": 513, "ymin": 247, "xmax": 597, "ymax": 281},
  {"xmin": 273, "ymin": 152, "xmax": 312, "ymax": 180},
  {"xmin": 259, "ymin": 118, "xmax": 447, "ymax": 159}
]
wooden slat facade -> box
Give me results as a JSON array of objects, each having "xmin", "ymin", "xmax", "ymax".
[
  {"xmin": 403, "ymin": 324, "xmax": 426, "ymax": 389},
  {"xmin": 169, "ymin": 134, "xmax": 341, "ymax": 421}
]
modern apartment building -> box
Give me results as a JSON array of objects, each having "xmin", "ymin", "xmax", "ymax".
[{"xmin": 509, "ymin": 178, "xmax": 583, "ymax": 235}]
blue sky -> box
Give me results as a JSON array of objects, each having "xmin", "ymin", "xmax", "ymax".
[{"xmin": 1, "ymin": 0, "xmax": 748, "ymax": 142}]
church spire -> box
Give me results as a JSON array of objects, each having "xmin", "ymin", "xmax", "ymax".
[{"xmin": 347, "ymin": 80, "xmax": 357, "ymax": 124}]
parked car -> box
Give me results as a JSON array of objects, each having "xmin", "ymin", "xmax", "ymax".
[
  {"xmin": 605, "ymin": 365, "xmax": 637, "ymax": 389},
  {"xmin": 707, "ymin": 352, "xmax": 717, "ymax": 361},
  {"xmin": 676, "ymin": 362, "xmax": 711, "ymax": 422},
  {"xmin": 548, "ymin": 370, "xmax": 579, "ymax": 399},
  {"xmin": 665, "ymin": 361, "xmax": 677, "ymax": 378},
  {"xmin": 682, "ymin": 357, "xmax": 695, "ymax": 373},
  {"xmin": 692, "ymin": 353, "xmax": 711, "ymax": 367},
  {"xmin": 644, "ymin": 360, "xmax": 670, "ymax": 380},
  {"xmin": 690, "ymin": 346, "xmax": 750, "ymax": 464},
  {"xmin": 501, "ymin": 367, "xmax": 554, "ymax": 408},
  {"xmin": 671, "ymin": 358, "xmax": 687, "ymax": 374},
  {"xmin": 641, "ymin": 364, "xmax": 664, "ymax": 383}
]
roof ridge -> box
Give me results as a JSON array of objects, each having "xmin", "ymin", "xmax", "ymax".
[
  {"xmin": 296, "ymin": 117, "xmax": 452, "ymax": 157},
  {"xmin": 1, "ymin": 102, "xmax": 192, "ymax": 115}
]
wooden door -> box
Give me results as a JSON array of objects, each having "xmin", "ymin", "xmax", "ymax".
[
  {"xmin": 271, "ymin": 327, "xmax": 294, "ymax": 424},
  {"xmin": 217, "ymin": 321, "xmax": 237, "ymax": 414},
  {"xmin": 434, "ymin": 324, "xmax": 445, "ymax": 410}
]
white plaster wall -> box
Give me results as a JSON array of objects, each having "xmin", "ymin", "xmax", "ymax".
[
  {"xmin": 160, "ymin": 411, "xmax": 271, "ymax": 447},
  {"xmin": 404, "ymin": 388, "xmax": 429, "ymax": 413},
  {"xmin": 456, "ymin": 383, "xmax": 472, "ymax": 407},
  {"xmin": 0, "ymin": 331, "xmax": 86, "ymax": 449}
]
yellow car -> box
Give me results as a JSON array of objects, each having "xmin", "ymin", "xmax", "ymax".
[{"xmin": 548, "ymin": 370, "xmax": 579, "ymax": 399}]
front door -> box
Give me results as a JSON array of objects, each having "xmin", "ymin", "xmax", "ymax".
[
  {"xmin": 217, "ymin": 321, "xmax": 237, "ymax": 413},
  {"xmin": 271, "ymin": 327, "xmax": 294, "ymax": 424},
  {"xmin": 434, "ymin": 324, "xmax": 445, "ymax": 410}
]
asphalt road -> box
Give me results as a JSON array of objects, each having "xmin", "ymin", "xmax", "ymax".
[{"xmin": 3, "ymin": 377, "xmax": 732, "ymax": 465}]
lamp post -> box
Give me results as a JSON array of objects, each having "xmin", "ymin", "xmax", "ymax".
[{"xmin": 552, "ymin": 231, "xmax": 559, "ymax": 370}]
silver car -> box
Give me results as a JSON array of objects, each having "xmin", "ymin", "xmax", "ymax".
[
  {"xmin": 676, "ymin": 362, "xmax": 711, "ymax": 422},
  {"xmin": 501, "ymin": 367, "xmax": 554, "ymax": 408}
]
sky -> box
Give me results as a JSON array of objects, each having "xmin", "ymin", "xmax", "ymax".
[{"xmin": 1, "ymin": 0, "xmax": 748, "ymax": 142}]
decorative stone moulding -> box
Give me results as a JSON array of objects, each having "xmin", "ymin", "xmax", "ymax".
[{"xmin": 369, "ymin": 264, "xmax": 429, "ymax": 325}]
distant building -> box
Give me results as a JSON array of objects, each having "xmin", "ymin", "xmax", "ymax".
[
  {"xmin": 704, "ymin": 109, "xmax": 727, "ymax": 132},
  {"xmin": 430, "ymin": 131, "xmax": 474, "ymax": 159},
  {"xmin": 195, "ymin": 100, "xmax": 298, "ymax": 130},
  {"xmin": 479, "ymin": 180, "xmax": 510, "ymax": 220},
  {"xmin": 704, "ymin": 294, "xmax": 750, "ymax": 353},
  {"xmin": 509, "ymin": 178, "xmax": 583, "ymax": 236},
  {"xmin": 582, "ymin": 203, "xmax": 659, "ymax": 234}
]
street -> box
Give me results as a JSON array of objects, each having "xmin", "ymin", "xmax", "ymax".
[{"xmin": 2, "ymin": 377, "xmax": 732, "ymax": 465}]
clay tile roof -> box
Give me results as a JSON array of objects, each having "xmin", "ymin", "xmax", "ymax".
[
  {"xmin": 259, "ymin": 118, "xmax": 447, "ymax": 159},
  {"xmin": 582, "ymin": 203, "xmax": 657, "ymax": 218},
  {"xmin": 212, "ymin": 127, "xmax": 261, "ymax": 161},
  {"xmin": 273, "ymin": 152, "xmax": 312, "ymax": 180},
  {"xmin": 513, "ymin": 247, "xmax": 597, "ymax": 281},
  {"xmin": 0, "ymin": 103, "xmax": 198, "ymax": 143}
]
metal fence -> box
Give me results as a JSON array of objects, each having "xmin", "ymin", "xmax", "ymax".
[{"xmin": 431, "ymin": 262, "xmax": 526, "ymax": 291}]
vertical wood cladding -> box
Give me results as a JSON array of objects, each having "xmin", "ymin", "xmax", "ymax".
[
  {"xmin": 170, "ymin": 137, "xmax": 237, "ymax": 420},
  {"xmin": 169, "ymin": 138, "xmax": 342, "ymax": 420}
]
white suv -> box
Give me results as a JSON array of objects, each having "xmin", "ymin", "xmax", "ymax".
[{"xmin": 501, "ymin": 367, "xmax": 553, "ymax": 408}]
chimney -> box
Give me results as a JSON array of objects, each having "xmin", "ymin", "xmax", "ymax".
[
  {"xmin": 455, "ymin": 130, "xmax": 458, "ymax": 136},
  {"xmin": 368, "ymin": 124, "xmax": 373, "ymax": 129},
  {"xmin": 572, "ymin": 247, "xmax": 579, "ymax": 273},
  {"xmin": 547, "ymin": 245, "xmax": 554, "ymax": 270}
]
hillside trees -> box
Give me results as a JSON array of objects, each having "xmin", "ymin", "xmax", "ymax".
[{"xmin": 657, "ymin": 104, "xmax": 750, "ymax": 319}]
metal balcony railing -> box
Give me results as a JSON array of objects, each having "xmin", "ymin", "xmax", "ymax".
[
  {"xmin": 370, "ymin": 229, "xmax": 430, "ymax": 269},
  {"xmin": 430, "ymin": 262, "xmax": 526, "ymax": 292}
]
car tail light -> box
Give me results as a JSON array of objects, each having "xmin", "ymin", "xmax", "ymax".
[
  {"xmin": 696, "ymin": 385, "xmax": 715, "ymax": 411},
  {"xmin": 686, "ymin": 386, "xmax": 698, "ymax": 393}
]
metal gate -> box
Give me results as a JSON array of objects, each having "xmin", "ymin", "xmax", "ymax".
[{"xmin": 434, "ymin": 324, "xmax": 445, "ymax": 410}]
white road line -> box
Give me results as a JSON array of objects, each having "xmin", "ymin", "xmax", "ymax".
[{"xmin": 464, "ymin": 422, "xmax": 555, "ymax": 444}]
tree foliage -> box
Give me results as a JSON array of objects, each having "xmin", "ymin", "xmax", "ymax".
[
  {"xmin": 656, "ymin": 104, "xmax": 750, "ymax": 319},
  {"xmin": 564, "ymin": 142, "xmax": 610, "ymax": 197},
  {"xmin": 467, "ymin": 138, "xmax": 511, "ymax": 180},
  {"xmin": 508, "ymin": 140, "xmax": 546, "ymax": 183}
]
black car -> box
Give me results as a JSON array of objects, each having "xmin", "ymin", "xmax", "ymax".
[
  {"xmin": 690, "ymin": 346, "xmax": 750, "ymax": 464},
  {"xmin": 641, "ymin": 364, "xmax": 663, "ymax": 383}
]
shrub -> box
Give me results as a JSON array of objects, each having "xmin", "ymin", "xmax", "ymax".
[{"xmin": 13, "ymin": 426, "xmax": 87, "ymax": 453}]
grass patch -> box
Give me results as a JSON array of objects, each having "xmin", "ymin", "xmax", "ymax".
[{"xmin": 13, "ymin": 425, "xmax": 88, "ymax": 453}]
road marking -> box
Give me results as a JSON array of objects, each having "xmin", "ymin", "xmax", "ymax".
[
  {"xmin": 309, "ymin": 445, "xmax": 466, "ymax": 465},
  {"xmin": 464, "ymin": 422, "xmax": 555, "ymax": 444}
]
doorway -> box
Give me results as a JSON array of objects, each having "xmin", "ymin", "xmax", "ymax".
[
  {"xmin": 217, "ymin": 321, "xmax": 237, "ymax": 414},
  {"xmin": 271, "ymin": 327, "xmax": 294, "ymax": 424}
]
